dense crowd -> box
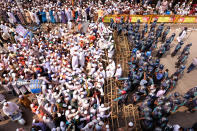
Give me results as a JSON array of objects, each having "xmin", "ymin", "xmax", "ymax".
[
  {"xmin": 0, "ymin": 0, "xmax": 197, "ymax": 131},
  {"xmin": 0, "ymin": 0, "xmax": 196, "ymax": 27}
]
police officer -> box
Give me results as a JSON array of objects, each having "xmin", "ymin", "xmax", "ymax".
[
  {"xmin": 171, "ymin": 41, "xmax": 184, "ymax": 57},
  {"xmin": 175, "ymin": 51, "xmax": 189, "ymax": 68},
  {"xmin": 181, "ymin": 43, "xmax": 192, "ymax": 55},
  {"xmin": 162, "ymin": 26, "xmax": 170, "ymax": 42}
]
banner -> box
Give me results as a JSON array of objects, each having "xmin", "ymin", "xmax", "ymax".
[
  {"xmin": 152, "ymin": 16, "xmax": 175, "ymax": 23},
  {"xmin": 103, "ymin": 16, "xmax": 115, "ymax": 23},
  {"xmin": 103, "ymin": 15, "xmax": 150, "ymax": 23},
  {"xmin": 177, "ymin": 16, "xmax": 197, "ymax": 23},
  {"xmin": 130, "ymin": 16, "xmax": 150, "ymax": 23},
  {"xmin": 103, "ymin": 15, "xmax": 197, "ymax": 23},
  {"xmin": 29, "ymin": 79, "xmax": 42, "ymax": 94},
  {"xmin": 15, "ymin": 24, "xmax": 27, "ymax": 37}
]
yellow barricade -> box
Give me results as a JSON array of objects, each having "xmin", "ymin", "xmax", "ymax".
[
  {"xmin": 176, "ymin": 16, "xmax": 197, "ymax": 23},
  {"xmin": 151, "ymin": 15, "xmax": 175, "ymax": 23},
  {"xmin": 103, "ymin": 15, "xmax": 197, "ymax": 23}
]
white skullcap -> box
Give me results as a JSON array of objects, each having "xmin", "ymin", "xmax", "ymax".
[
  {"xmin": 106, "ymin": 125, "xmax": 109, "ymax": 128},
  {"xmin": 97, "ymin": 117, "xmax": 101, "ymax": 121},
  {"xmin": 65, "ymin": 110, "xmax": 70, "ymax": 116},
  {"xmin": 60, "ymin": 121, "xmax": 65, "ymax": 127},
  {"xmin": 57, "ymin": 99, "xmax": 61, "ymax": 103},
  {"xmin": 35, "ymin": 110, "xmax": 40, "ymax": 114},
  {"xmin": 129, "ymin": 122, "xmax": 134, "ymax": 127},
  {"xmin": 71, "ymin": 109, "xmax": 76, "ymax": 113},
  {"xmin": 57, "ymin": 113, "xmax": 61, "ymax": 117},
  {"xmin": 49, "ymin": 85, "xmax": 52, "ymax": 89},
  {"xmin": 3, "ymin": 102, "xmax": 8, "ymax": 106},
  {"xmin": 30, "ymin": 104, "xmax": 34, "ymax": 108},
  {"xmin": 84, "ymin": 110, "xmax": 88, "ymax": 115},
  {"xmin": 43, "ymin": 116, "xmax": 47, "ymax": 121},
  {"xmin": 68, "ymin": 106, "xmax": 72, "ymax": 109}
]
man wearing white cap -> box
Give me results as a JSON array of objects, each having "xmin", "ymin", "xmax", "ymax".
[
  {"xmin": 72, "ymin": 52, "xmax": 79, "ymax": 70},
  {"xmin": 106, "ymin": 59, "xmax": 116, "ymax": 78},
  {"xmin": 115, "ymin": 64, "xmax": 122, "ymax": 79},
  {"xmin": 3, "ymin": 101, "xmax": 20, "ymax": 117},
  {"xmin": 79, "ymin": 49, "xmax": 85, "ymax": 68}
]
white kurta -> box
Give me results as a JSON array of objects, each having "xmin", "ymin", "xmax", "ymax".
[
  {"xmin": 79, "ymin": 51, "xmax": 85, "ymax": 67},
  {"xmin": 177, "ymin": 30, "xmax": 187, "ymax": 42},
  {"xmin": 72, "ymin": 55, "xmax": 79, "ymax": 69},
  {"xmin": 115, "ymin": 67, "xmax": 122, "ymax": 78}
]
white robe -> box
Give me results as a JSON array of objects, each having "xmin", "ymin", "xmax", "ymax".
[
  {"xmin": 72, "ymin": 55, "xmax": 79, "ymax": 69},
  {"xmin": 115, "ymin": 67, "xmax": 122, "ymax": 78},
  {"xmin": 79, "ymin": 51, "xmax": 85, "ymax": 67},
  {"xmin": 177, "ymin": 30, "xmax": 187, "ymax": 42},
  {"xmin": 106, "ymin": 62, "xmax": 116, "ymax": 78}
]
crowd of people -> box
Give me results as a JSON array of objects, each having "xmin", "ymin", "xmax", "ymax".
[
  {"xmin": 110, "ymin": 15, "xmax": 197, "ymax": 130},
  {"xmin": 0, "ymin": 0, "xmax": 196, "ymax": 131},
  {"xmin": 0, "ymin": 0, "xmax": 196, "ymax": 27}
]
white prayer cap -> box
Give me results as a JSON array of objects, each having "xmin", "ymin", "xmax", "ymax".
[
  {"xmin": 80, "ymin": 88, "xmax": 83, "ymax": 92},
  {"xmin": 36, "ymin": 110, "xmax": 40, "ymax": 114},
  {"xmin": 128, "ymin": 122, "xmax": 134, "ymax": 127},
  {"xmin": 101, "ymin": 104, "xmax": 104, "ymax": 108},
  {"xmin": 71, "ymin": 109, "xmax": 76, "ymax": 113},
  {"xmin": 49, "ymin": 85, "xmax": 53, "ymax": 89},
  {"xmin": 3, "ymin": 102, "xmax": 8, "ymax": 106},
  {"xmin": 60, "ymin": 121, "xmax": 65, "ymax": 127},
  {"xmin": 57, "ymin": 99, "xmax": 61, "ymax": 103},
  {"xmin": 32, "ymin": 119, "xmax": 36, "ymax": 123},
  {"xmin": 43, "ymin": 116, "xmax": 47, "ymax": 121},
  {"xmin": 63, "ymin": 104, "xmax": 67, "ymax": 107},
  {"xmin": 75, "ymin": 115, "xmax": 79, "ymax": 119},
  {"xmin": 84, "ymin": 110, "xmax": 88, "ymax": 115},
  {"xmin": 68, "ymin": 106, "xmax": 72, "ymax": 109},
  {"xmin": 84, "ymin": 100, "xmax": 88, "ymax": 104},
  {"xmin": 61, "ymin": 87, "xmax": 65, "ymax": 90},
  {"xmin": 66, "ymin": 89, "xmax": 70, "ymax": 93},
  {"xmin": 98, "ymin": 121, "xmax": 104, "ymax": 126},
  {"xmin": 106, "ymin": 125, "xmax": 109, "ymax": 128},
  {"xmin": 30, "ymin": 104, "xmax": 34, "ymax": 108},
  {"xmin": 57, "ymin": 113, "xmax": 61, "ymax": 117}
]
